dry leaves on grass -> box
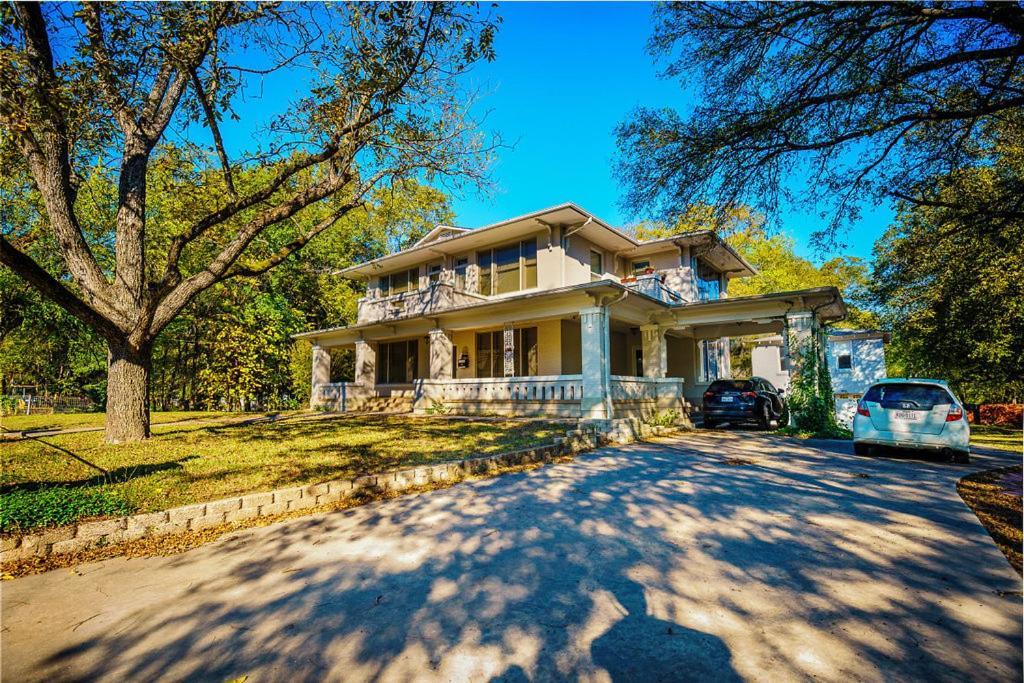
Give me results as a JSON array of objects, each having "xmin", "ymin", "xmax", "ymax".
[{"xmin": 957, "ymin": 465, "xmax": 1023, "ymax": 575}]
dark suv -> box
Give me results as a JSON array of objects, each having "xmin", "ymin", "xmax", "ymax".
[{"xmin": 702, "ymin": 377, "xmax": 788, "ymax": 429}]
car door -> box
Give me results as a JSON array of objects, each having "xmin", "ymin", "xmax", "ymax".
[{"xmin": 760, "ymin": 379, "xmax": 782, "ymax": 416}]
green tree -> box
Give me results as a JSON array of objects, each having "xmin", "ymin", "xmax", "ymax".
[
  {"xmin": 616, "ymin": 3, "xmax": 1024, "ymax": 246},
  {"xmin": 1, "ymin": 2, "xmax": 497, "ymax": 442}
]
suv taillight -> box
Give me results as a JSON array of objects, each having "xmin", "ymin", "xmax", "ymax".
[
  {"xmin": 856, "ymin": 400, "xmax": 870, "ymax": 417},
  {"xmin": 946, "ymin": 404, "xmax": 963, "ymax": 422},
  {"xmin": 741, "ymin": 391, "xmax": 757, "ymax": 399},
  {"xmin": 703, "ymin": 391, "xmax": 714, "ymax": 400}
]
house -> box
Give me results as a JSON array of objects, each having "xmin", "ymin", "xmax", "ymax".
[
  {"xmin": 297, "ymin": 203, "xmax": 846, "ymax": 426},
  {"xmin": 749, "ymin": 329, "xmax": 889, "ymax": 426}
]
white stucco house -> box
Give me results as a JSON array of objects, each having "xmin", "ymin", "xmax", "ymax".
[
  {"xmin": 297, "ymin": 203, "xmax": 846, "ymax": 426},
  {"xmin": 750, "ymin": 329, "xmax": 889, "ymax": 426}
]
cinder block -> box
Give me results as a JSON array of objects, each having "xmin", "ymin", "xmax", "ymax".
[
  {"xmin": 34, "ymin": 526, "xmax": 76, "ymax": 546},
  {"xmin": 51, "ymin": 537, "xmax": 91, "ymax": 555},
  {"xmin": 315, "ymin": 490, "xmax": 345, "ymax": 506},
  {"xmin": 224, "ymin": 507, "xmax": 259, "ymax": 524},
  {"xmin": 126, "ymin": 511, "xmax": 170, "ymax": 537},
  {"xmin": 258, "ymin": 502, "xmax": 289, "ymax": 516},
  {"xmin": 353, "ymin": 475, "xmax": 378, "ymax": 491},
  {"xmin": 168, "ymin": 503, "xmax": 207, "ymax": 524},
  {"xmin": 303, "ymin": 483, "xmax": 330, "ymax": 498},
  {"xmin": 75, "ymin": 518, "xmax": 126, "ymax": 540},
  {"xmin": 287, "ymin": 496, "xmax": 316, "ymax": 511},
  {"xmin": 190, "ymin": 513, "xmax": 225, "ymax": 531},
  {"xmin": 206, "ymin": 498, "xmax": 243, "ymax": 516},
  {"xmin": 275, "ymin": 487, "xmax": 303, "ymax": 503},
  {"xmin": 242, "ymin": 492, "xmax": 274, "ymax": 509}
]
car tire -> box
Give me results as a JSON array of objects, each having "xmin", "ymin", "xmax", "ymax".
[
  {"xmin": 703, "ymin": 419, "xmax": 717, "ymax": 429},
  {"xmin": 759, "ymin": 403, "xmax": 772, "ymax": 430},
  {"xmin": 952, "ymin": 450, "xmax": 971, "ymax": 464},
  {"xmin": 778, "ymin": 401, "xmax": 790, "ymax": 428},
  {"xmin": 853, "ymin": 442, "xmax": 871, "ymax": 456}
]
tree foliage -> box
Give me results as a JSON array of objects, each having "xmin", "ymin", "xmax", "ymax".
[
  {"xmin": 871, "ymin": 116, "xmax": 1024, "ymax": 403},
  {"xmin": 0, "ymin": 2, "xmax": 496, "ymax": 441},
  {"xmin": 617, "ymin": 2, "xmax": 1024, "ymax": 246}
]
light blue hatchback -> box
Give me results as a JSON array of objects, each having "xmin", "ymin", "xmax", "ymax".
[{"xmin": 852, "ymin": 378, "xmax": 970, "ymax": 463}]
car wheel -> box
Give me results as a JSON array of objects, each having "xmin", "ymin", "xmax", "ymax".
[
  {"xmin": 778, "ymin": 401, "xmax": 790, "ymax": 427},
  {"xmin": 759, "ymin": 403, "xmax": 772, "ymax": 430},
  {"xmin": 703, "ymin": 419, "xmax": 717, "ymax": 429},
  {"xmin": 853, "ymin": 442, "xmax": 871, "ymax": 456},
  {"xmin": 952, "ymin": 450, "xmax": 971, "ymax": 464}
]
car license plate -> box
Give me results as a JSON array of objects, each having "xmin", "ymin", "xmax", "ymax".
[
  {"xmin": 893, "ymin": 410, "xmax": 922, "ymax": 421},
  {"xmin": 720, "ymin": 396, "xmax": 734, "ymax": 403}
]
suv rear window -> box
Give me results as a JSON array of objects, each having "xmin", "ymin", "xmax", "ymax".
[
  {"xmin": 863, "ymin": 383, "xmax": 952, "ymax": 409},
  {"xmin": 708, "ymin": 380, "xmax": 754, "ymax": 392}
]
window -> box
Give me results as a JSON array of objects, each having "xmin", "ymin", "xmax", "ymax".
[
  {"xmin": 631, "ymin": 260, "xmax": 651, "ymax": 275},
  {"xmin": 590, "ymin": 250, "xmax": 604, "ymax": 278},
  {"xmin": 380, "ymin": 267, "xmax": 419, "ymax": 297},
  {"xmin": 862, "ymin": 383, "xmax": 952, "ymax": 409},
  {"xmin": 833, "ymin": 340, "xmax": 853, "ymax": 370},
  {"xmin": 376, "ymin": 340, "xmax": 419, "ymax": 384},
  {"xmin": 700, "ymin": 339, "xmax": 720, "ymax": 382},
  {"xmin": 476, "ymin": 239, "xmax": 538, "ymax": 295},
  {"xmin": 691, "ymin": 256, "xmax": 721, "ymax": 301},
  {"xmin": 474, "ymin": 327, "xmax": 538, "ymax": 377},
  {"xmin": 454, "ymin": 257, "xmax": 468, "ymax": 290},
  {"xmin": 427, "ymin": 261, "xmax": 443, "ymax": 285}
]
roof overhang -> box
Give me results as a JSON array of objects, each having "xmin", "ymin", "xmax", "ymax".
[
  {"xmin": 338, "ymin": 203, "xmax": 637, "ymax": 279},
  {"xmin": 670, "ymin": 286, "xmax": 847, "ymax": 338},
  {"xmin": 617, "ymin": 232, "xmax": 757, "ymax": 278}
]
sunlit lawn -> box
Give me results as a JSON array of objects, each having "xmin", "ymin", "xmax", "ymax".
[
  {"xmin": 0, "ymin": 410, "xmax": 260, "ymax": 433},
  {"xmin": 971, "ymin": 424, "xmax": 1023, "ymax": 453},
  {"xmin": 1, "ymin": 414, "xmax": 564, "ymax": 531}
]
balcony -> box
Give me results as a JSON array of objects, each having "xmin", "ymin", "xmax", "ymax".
[
  {"xmin": 357, "ymin": 283, "xmax": 488, "ymax": 324},
  {"xmin": 622, "ymin": 273, "xmax": 685, "ymax": 305}
]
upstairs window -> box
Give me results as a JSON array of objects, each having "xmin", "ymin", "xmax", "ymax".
[
  {"xmin": 631, "ymin": 260, "xmax": 651, "ymax": 275},
  {"xmin": 590, "ymin": 250, "xmax": 604, "ymax": 279},
  {"xmin": 427, "ymin": 261, "xmax": 443, "ymax": 285},
  {"xmin": 454, "ymin": 257, "xmax": 469, "ymax": 290},
  {"xmin": 691, "ymin": 256, "xmax": 721, "ymax": 301},
  {"xmin": 476, "ymin": 239, "xmax": 538, "ymax": 295},
  {"xmin": 379, "ymin": 267, "xmax": 419, "ymax": 297}
]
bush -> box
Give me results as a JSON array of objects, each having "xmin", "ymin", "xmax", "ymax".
[
  {"xmin": 0, "ymin": 486, "xmax": 136, "ymax": 532},
  {"xmin": 646, "ymin": 410, "xmax": 680, "ymax": 428}
]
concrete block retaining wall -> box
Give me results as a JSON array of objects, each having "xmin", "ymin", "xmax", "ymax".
[{"xmin": 1, "ymin": 427, "xmax": 615, "ymax": 565}]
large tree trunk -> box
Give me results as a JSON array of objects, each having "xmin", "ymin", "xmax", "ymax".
[{"xmin": 105, "ymin": 339, "xmax": 152, "ymax": 443}]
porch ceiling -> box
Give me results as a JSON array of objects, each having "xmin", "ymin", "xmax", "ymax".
[{"xmin": 669, "ymin": 286, "xmax": 846, "ymax": 336}]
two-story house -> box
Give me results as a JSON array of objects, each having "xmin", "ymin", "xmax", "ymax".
[{"xmin": 297, "ymin": 203, "xmax": 846, "ymax": 423}]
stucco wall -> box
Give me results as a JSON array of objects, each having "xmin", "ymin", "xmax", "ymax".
[
  {"xmin": 536, "ymin": 319, "xmax": 563, "ymax": 376},
  {"xmin": 828, "ymin": 337, "xmax": 887, "ymax": 394}
]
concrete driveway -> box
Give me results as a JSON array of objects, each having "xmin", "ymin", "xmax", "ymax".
[{"xmin": 2, "ymin": 432, "xmax": 1020, "ymax": 681}]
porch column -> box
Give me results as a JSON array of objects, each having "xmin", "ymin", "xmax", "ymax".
[
  {"xmin": 782, "ymin": 312, "xmax": 816, "ymax": 375},
  {"xmin": 354, "ymin": 339, "xmax": 376, "ymax": 389},
  {"xmin": 428, "ymin": 328, "xmax": 454, "ymax": 379},
  {"xmin": 640, "ymin": 324, "xmax": 668, "ymax": 378},
  {"xmin": 310, "ymin": 344, "xmax": 331, "ymax": 408},
  {"xmin": 580, "ymin": 306, "xmax": 612, "ymax": 421}
]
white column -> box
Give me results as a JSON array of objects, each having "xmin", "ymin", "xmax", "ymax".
[
  {"xmin": 640, "ymin": 324, "xmax": 667, "ymax": 378},
  {"xmin": 783, "ymin": 312, "xmax": 815, "ymax": 375},
  {"xmin": 580, "ymin": 306, "xmax": 612, "ymax": 421},
  {"xmin": 428, "ymin": 328, "xmax": 454, "ymax": 379},
  {"xmin": 354, "ymin": 339, "xmax": 376, "ymax": 389},
  {"xmin": 311, "ymin": 344, "xmax": 331, "ymax": 408}
]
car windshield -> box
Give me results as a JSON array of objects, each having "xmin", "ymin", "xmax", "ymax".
[
  {"xmin": 863, "ymin": 383, "xmax": 952, "ymax": 409},
  {"xmin": 708, "ymin": 380, "xmax": 754, "ymax": 392}
]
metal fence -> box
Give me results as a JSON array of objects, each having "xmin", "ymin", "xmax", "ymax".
[{"xmin": 1, "ymin": 394, "xmax": 97, "ymax": 416}]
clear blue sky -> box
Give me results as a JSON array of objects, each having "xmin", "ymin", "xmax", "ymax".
[{"xmin": 447, "ymin": 2, "xmax": 892, "ymax": 263}]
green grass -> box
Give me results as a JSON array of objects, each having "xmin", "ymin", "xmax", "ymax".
[
  {"xmin": 971, "ymin": 424, "xmax": 1023, "ymax": 453},
  {"xmin": 0, "ymin": 410, "xmax": 265, "ymax": 433},
  {"xmin": 0, "ymin": 414, "xmax": 564, "ymax": 532}
]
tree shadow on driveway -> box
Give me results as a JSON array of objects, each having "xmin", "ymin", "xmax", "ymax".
[{"xmin": 2, "ymin": 432, "xmax": 1020, "ymax": 681}]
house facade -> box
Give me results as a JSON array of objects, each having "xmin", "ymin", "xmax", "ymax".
[
  {"xmin": 750, "ymin": 329, "xmax": 888, "ymax": 426},
  {"xmin": 298, "ymin": 203, "xmax": 846, "ymax": 424}
]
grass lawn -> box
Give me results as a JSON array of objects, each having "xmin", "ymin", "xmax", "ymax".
[
  {"xmin": 0, "ymin": 410, "xmax": 267, "ymax": 433},
  {"xmin": 970, "ymin": 424, "xmax": 1023, "ymax": 453},
  {"xmin": 0, "ymin": 414, "xmax": 564, "ymax": 532},
  {"xmin": 957, "ymin": 465, "xmax": 1022, "ymax": 575}
]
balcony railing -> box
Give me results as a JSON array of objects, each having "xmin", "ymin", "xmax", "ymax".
[
  {"xmin": 624, "ymin": 274, "xmax": 685, "ymax": 305},
  {"xmin": 415, "ymin": 375, "xmax": 585, "ymax": 404},
  {"xmin": 357, "ymin": 283, "xmax": 487, "ymax": 324}
]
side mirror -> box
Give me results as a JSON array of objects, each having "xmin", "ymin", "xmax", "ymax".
[{"xmin": 777, "ymin": 388, "xmax": 785, "ymax": 396}]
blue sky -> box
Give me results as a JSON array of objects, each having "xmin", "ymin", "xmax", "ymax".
[{"xmin": 447, "ymin": 2, "xmax": 892, "ymax": 262}]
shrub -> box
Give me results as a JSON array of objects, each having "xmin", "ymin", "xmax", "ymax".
[
  {"xmin": 646, "ymin": 410, "xmax": 680, "ymax": 428},
  {"xmin": 0, "ymin": 487, "xmax": 136, "ymax": 532}
]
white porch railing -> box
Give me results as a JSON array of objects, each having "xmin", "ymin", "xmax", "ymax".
[
  {"xmin": 415, "ymin": 375, "xmax": 584, "ymax": 404},
  {"xmin": 356, "ymin": 283, "xmax": 487, "ymax": 324},
  {"xmin": 609, "ymin": 376, "xmax": 685, "ymax": 401}
]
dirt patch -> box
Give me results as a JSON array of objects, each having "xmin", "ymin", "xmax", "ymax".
[
  {"xmin": 722, "ymin": 457, "xmax": 759, "ymax": 466},
  {"xmin": 957, "ymin": 465, "xmax": 1022, "ymax": 575}
]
